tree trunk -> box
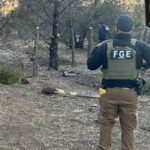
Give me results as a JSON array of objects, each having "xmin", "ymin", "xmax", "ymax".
[
  {"xmin": 49, "ymin": 1, "xmax": 59, "ymax": 70},
  {"xmin": 33, "ymin": 27, "xmax": 39, "ymax": 76},
  {"xmin": 145, "ymin": 0, "xmax": 150, "ymax": 27},
  {"xmin": 70, "ymin": 0, "xmax": 76, "ymax": 67},
  {"xmin": 88, "ymin": 27, "xmax": 93, "ymax": 57},
  {"xmin": 75, "ymin": 30, "xmax": 86, "ymax": 48}
]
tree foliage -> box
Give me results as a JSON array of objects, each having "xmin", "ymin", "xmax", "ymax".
[{"xmin": 0, "ymin": 0, "xmax": 19, "ymax": 15}]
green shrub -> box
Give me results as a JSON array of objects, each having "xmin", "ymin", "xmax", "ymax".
[
  {"xmin": 142, "ymin": 81, "xmax": 150, "ymax": 95},
  {"xmin": 0, "ymin": 65, "xmax": 21, "ymax": 85}
]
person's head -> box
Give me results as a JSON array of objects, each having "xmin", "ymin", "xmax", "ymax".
[{"xmin": 115, "ymin": 15, "xmax": 134, "ymax": 34}]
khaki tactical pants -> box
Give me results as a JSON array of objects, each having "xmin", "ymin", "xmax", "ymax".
[{"xmin": 97, "ymin": 88, "xmax": 139, "ymax": 150}]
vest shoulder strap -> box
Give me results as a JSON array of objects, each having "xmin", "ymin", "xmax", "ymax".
[
  {"xmin": 107, "ymin": 39, "xmax": 137, "ymax": 50},
  {"xmin": 131, "ymin": 39, "xmax": 137, "ymax": 47},
  {"xmin": 107, "ymin": 40, "xmax": 113, "ymax": 52}
]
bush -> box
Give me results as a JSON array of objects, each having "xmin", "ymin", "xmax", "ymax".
[{"xmin": 0, "ymin": 65, "xmax": 21, "ymax": 85}]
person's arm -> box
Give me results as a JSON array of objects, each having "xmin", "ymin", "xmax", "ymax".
[{"xmin": 87, "ymin": 43, "xmax": 107, "ymax": 70}]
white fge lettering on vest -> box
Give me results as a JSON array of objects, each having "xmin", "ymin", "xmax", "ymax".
[
  {"xmin": 126, "ymin": 51, "xmax": 131, "ymax": 58},
  {"xmin": 113, "ymin": 51, "xmax": 118, "ymax": 58},
  {"xmin": 119, "ymin": 51, "xmax": 124, "ymax": 58},
  {"xmin": 111, "ymin": 50, "xmax": 133, "ymax": 59}
]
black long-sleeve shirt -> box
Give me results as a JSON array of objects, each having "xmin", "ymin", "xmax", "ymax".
[{"xmin": 87, "ymin": 34, "xmax": 150, "ymax": 92}]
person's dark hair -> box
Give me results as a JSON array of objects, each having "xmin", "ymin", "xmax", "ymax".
[{"xmin": 115, "ymin": 15, "xmax": 134, "ymax": 32}]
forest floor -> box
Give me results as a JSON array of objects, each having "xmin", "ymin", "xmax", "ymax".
[{"xmin": 0, "ymin": 40, "xmax": 150, "ymax": 150}]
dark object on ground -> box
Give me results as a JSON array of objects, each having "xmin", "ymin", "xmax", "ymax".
[
  {"xmin": 94, "ymin": 119, "xmax": 99, "ymax": 124},
  {"xmin": 21, "ymin": 78, "xmax": 30, "ymax": 84},
  {"xmin": 42, "ymin": 87, "xmax": 57, "ymax": 95},
  {"xmin": 30, "ymin": 57, "xmax": 35, "ymax": 62}
]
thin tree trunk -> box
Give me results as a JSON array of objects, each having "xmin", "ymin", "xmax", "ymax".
[
  {"xmin": 33, "ymin": 27, "xmax": 39, "ymax": 76},
  {"xmin": 49, "ymin": 1, "xmax": 59, "ymax": 70},
  {"xmin": 70, "ymin": 0, "xmax": 76, "ymax": 67},
  {"xmin": 88, "ymin": 27, "xmax": 93, "ymax": 57}
]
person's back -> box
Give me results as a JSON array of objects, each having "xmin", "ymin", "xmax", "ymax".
[
  {"xmin": 99, "ymin": 23, "xmax": 110, "ymax": 42},
  {"xmin": 87, "ymin": 15, "xmax": 150, "ymax": 150}
]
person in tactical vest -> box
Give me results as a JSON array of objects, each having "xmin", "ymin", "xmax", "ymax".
[
  {"xmin": 87, "ymin": 15, "xmax": 150, "ymax": 150},
  {"xmin": 99, "ymin": 22, "xmax": 110, "ymax": 42}
]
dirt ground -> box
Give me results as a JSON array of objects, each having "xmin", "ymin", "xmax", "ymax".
[{"xmin": 0, "ymin": 45, "xmax": 150, "ymax": 150}]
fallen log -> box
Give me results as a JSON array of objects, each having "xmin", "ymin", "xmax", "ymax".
[{"xmin": 41, "ymin": 87, "xmax": 100, "ymax": 98}]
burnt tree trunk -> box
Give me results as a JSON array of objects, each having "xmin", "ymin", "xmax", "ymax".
[{"xmin": 49, "ymin": 1, "xmax": 59, "ymax": 70}]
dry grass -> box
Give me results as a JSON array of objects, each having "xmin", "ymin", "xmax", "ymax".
[{"xmin": 0, "ymin": 42, "xmax": 149, "ymax": 150}]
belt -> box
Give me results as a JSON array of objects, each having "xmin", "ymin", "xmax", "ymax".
[
  {"xmin": 107, "ymin": 87, "xmax": 132, "ymax": 90},
  {"xmin": 122, "ymin": 88, "xmax": 130, "ymax": 90}
]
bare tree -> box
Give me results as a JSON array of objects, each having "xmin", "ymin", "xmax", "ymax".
[
  {"xmin": 70, "ymin": 0, "xmax": 76, "ymax": 67},
  {"xmin": 49, "ymin": 0, "xmax": 59, "ymax": 70}
]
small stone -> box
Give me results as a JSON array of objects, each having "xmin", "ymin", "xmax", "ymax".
[
  {"xmin": 91, "ymin": 103, "xmax": 98, "ymax": 107},
  {"xmin": 73, "ymin": 109, "xmax": 84, "ymax": 113}
]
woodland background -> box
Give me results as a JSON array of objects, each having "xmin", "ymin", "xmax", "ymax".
[{"xmin": 0, "ymin": 0, "xmax": 146, "ymax": 70}]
